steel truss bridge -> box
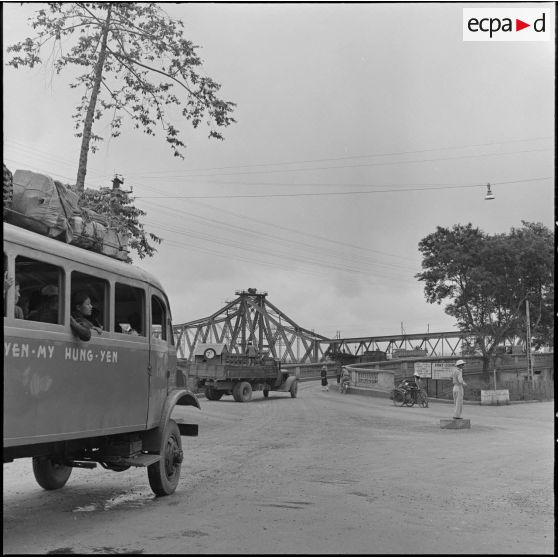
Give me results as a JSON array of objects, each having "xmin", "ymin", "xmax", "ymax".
[{"xmin": 173, "ymin": 289, "xmax": 520, "ymax": 363}]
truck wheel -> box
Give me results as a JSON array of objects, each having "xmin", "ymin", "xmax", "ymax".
[
  {"xmin": 232, "ymin": 382, "xmax": 243, "ymax": 402},
  {"xmin": 237, "ymin": 381, "xmax": 252, "ymax": 402},
  {"xmin": 32, "ymin": 456, "xmax": 72, "ymax": 490},
  {"xmin": 148, "ymin": 419, "xmax": 182, "ymax": 497},
  {"xmin": 204, "ymin": 386, "xmax": 223, "ymax": 401},
  {"xmin": 290, "ymin": 381, "xmax": 298, "ymax": 398}
]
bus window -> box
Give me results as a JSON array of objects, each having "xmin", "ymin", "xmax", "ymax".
[
  {"xmin": 115, "ymin": 282, "xmax": 145, "ymax": 335},
  {"xmin": 15, "ymin": 255, "xmax": 64, "ymax": 324},
  {"xmin": 71, "ymin": 270, "xmax": 109, "ymax": 331},
  {"xmin": 151, "ymin": 295, "xmax": 167, "ymax": 341}
]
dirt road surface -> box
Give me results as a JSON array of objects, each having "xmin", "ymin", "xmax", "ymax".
[{"xmin": 3, "ymin": 382, "xmax": 554, "ymax": 555}]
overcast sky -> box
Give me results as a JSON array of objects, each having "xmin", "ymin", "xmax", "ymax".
[{"xmin": 3, "ymin": 2, "xmax": 555, "ymax": 339}]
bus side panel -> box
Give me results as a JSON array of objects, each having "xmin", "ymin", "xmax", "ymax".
[{"xmin": 3, "ymin": 325, "xmax": 149, "ymax": 447}]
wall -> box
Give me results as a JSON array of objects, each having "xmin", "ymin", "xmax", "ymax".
[
  {"xmin": 355, "ymin": 354, "xmax": 554, "ymax": 401},
  {"xmin": 347, "ymin": 367, "xmax": 395, "ymax": 394}
]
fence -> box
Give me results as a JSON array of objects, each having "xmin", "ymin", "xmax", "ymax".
[
  {"xmin": 282, "ymin": 362, "xmax": 340, "ymax": 381},
  {"xmin": 179, "ymin": 361, "xmax": 553, "ymax": 401},
  {"xmin": 500, "ymin": 379, "xmax": 554, "ymax": 401}
]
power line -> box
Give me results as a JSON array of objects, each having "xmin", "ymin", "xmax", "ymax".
[
  {"xmin": 127, "ymin": 147, "xmax": 552, "ymax": 180},
  {"xmin": 144, "ymin": 216, "xmax": 418, "ymax": 280},
  {"xmin": 134, "ymin": 177, "xmax": 552, "ymax": 200},
  {"xmin": 142, "ymin": 201, "xmax": 417, "ymax": 272},
  {"xmin": 133, "ymin": 180, "xmax": 419, "ymax": 265},
  {"xmin": 131, "ymin": 136, "xmax": 553, "ymax": 176}
]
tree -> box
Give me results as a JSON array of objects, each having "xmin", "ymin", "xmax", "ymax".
[
  {"xmin": 7, "ymin": 3, "xmax": 236, "ymax": 190},
  {"xmin": 75, "ymin": 178, "xmax": 162, "ymax": 263},
  {"xmin": 416, "ymin": 221, "xmax": 554, "ymax": 373}
]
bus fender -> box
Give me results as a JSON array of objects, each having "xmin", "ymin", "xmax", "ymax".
[{"xmin": 142, "ymin": 389, "xmax": 201, "ymax": 451}]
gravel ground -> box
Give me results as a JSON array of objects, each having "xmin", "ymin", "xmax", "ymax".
[{"xmin": 3, "ymin": 382, "xmax": 554, "ymax": 555}]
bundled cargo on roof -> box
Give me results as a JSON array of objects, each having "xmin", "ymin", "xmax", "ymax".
[
  {"xmin": 10, "ymin": 169, "xmax": 80, "ymax": 242},
  {"xmin": 4, "ymin": 168, "xmax": 129, "ymax": 262},
  {"xmin": 3, "ymin": 164, "xmax": 14, "ymax": 217},
  {"xmin": 70, "ymin": 210, "xmax": 130, "ymax": 260}
]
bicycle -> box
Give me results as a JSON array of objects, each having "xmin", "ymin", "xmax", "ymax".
[{"xmin": 392, "ymin": 385, "xmax": 428, "ymax": 408}]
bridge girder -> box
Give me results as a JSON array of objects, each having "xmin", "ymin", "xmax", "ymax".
[
  {"xmin": 173, "ymin": 289, "xmax": 329, "ymax": 363},
  {"xmin": 172, "ymin": 290, "xmax": 526, "ymax": 363}
]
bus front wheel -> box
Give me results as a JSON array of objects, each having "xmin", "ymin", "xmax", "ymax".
[
  {"xmin": 148, "ymin": 419, "xmax": 183, "ymax": 497},
  {"xmin": 32, "ymin": 456, "xmax": 72, "ymax": 490}
]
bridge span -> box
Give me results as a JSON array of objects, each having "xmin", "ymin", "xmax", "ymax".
[{"xmin": 172, "ymin": 288, "xmax": 477, "ymax": 363}]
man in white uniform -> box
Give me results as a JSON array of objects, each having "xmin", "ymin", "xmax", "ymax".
[{"xmin": 452, "ymin": 359, "xmax": 467, "ymax": 419}]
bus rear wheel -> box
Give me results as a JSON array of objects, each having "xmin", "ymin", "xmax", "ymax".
[
  {"xmin": 32, "ymin": 456, "xmax": 72, "ymax": 490},
  {"xmin": 148, "ymin": 419, "xmax": 182, "ymax": 497}
]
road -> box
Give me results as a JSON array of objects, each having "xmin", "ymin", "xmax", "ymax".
[{"xmin": 3, "ymin": 382, "xmax": 554, "ymax": 555}]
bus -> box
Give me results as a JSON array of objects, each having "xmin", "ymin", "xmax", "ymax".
[{"xmin": 3, "ymin": 222, "xmax": 200, "ymax": 496}]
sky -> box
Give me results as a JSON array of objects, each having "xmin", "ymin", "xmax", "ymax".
[{"xmin": 2, "ymin": 2, "xmax": 555, "ymax": 339}]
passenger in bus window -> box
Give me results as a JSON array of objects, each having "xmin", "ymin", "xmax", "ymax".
[
  {"xmin": 28, "ymin": 284, "xmax": 59, "ymax": 323},
  {"xmin": 3, "ymin": 272, "xmax": 24, "ymax": 319},
  {"xmin": 70, "ymin": 290, "xmax": 103, "ymax": 341},
  {"xmin": 4, "ymin": 270, "xmax": 12, "ymax": 296},
  {"xmin": 13, "ymin": 281, "xmax": 24, "ymax": 319},
  {"xmin": 3, "ymin": 271, "xmax": 14, "ymax": 314},
  {"xmin": 127, "ymin": 312, "xmax": 142, "ymax": 335}
]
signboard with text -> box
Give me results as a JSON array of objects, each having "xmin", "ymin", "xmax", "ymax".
[
  {"xmin": 413, "ymin": 362, "xmax": 432, "ymax": 378},
  {"xmin": 414, "ymin": 361, "xmax": 455, "ymax": 379},
  {"xmin": 431, "ymin": 361, "xmax": 455, "ymax": 380}
]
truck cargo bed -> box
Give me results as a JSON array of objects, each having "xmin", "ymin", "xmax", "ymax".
[{"xmin": 186, "ymin": 360, "xmax": 280, "ymax": 381}]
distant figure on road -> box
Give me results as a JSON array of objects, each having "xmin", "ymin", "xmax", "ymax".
[
  {"xmin": 452, "ymin": 360, "xmax": 467, "ymax": 419},
  {"xmin": 320, "ymin": 365, "xmax": 329, "ymax": 391}
]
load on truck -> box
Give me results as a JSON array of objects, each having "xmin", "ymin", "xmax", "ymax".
[{"xmin": 182, "ymin": 343, "xmax": 298, "ymax": 402}]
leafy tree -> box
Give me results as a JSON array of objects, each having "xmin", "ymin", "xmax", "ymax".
[
  {"xmin": 74, "ymin": 178, "xmax": 161, "ymax": 263},
  {"xmin": 7, "ymin": 2, "xmax": 236, "ymax": 190},
  {"xmin": 416, "ymin": 221, "xmax": 554, "ymax": 373}
]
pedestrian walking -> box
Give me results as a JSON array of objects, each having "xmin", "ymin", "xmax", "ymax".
[
  {"xmin": 320, "ymin": 365, "xmax": 329, "ymax": 391},
  {"xmin": 452, "ymin": 359, "xmax": 467, "ymax": 419}
]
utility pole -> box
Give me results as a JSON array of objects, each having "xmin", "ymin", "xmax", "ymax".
[{"xmin": 525, "ymin": 300, "xmax": 533, "ymax": 389}]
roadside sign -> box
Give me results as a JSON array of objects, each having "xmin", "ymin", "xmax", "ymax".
[
  {"xmin": 414, "ymin": 361, "xmax": 455, "ymax": 379},
  {"xmin": 414, "ymin": 362, "xmax": 432, "ymax": 378},
  {"xmin": 431, "ymin": 361, "xmax": 455, "ymax": 379}
]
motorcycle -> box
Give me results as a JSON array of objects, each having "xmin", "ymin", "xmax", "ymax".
[{"xmin": 339, "ymin": 379, "xmax": 350, "ymax": 394}]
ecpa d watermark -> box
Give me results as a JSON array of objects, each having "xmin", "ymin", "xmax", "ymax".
[{"xmin": 463, "ymin": 8, "xmax": 551, "ymax": 41}]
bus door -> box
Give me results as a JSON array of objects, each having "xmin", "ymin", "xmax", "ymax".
[
  {"xmin": 147, "ymin": 291, "xmax": 175, "ymax": 428},
  {"xmin": 62, "ymin": 272, "xmax": 149, "ymax": 436}
]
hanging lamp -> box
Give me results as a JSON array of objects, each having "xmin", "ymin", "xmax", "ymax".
[{"xmin": 484, "ymin": 183, "xmax": 495, "ymax": 200}]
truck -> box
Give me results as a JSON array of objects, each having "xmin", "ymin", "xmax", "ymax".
[{"xmin": 182, "ymin": 343, "xmax": 298, "ymax": 402}]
